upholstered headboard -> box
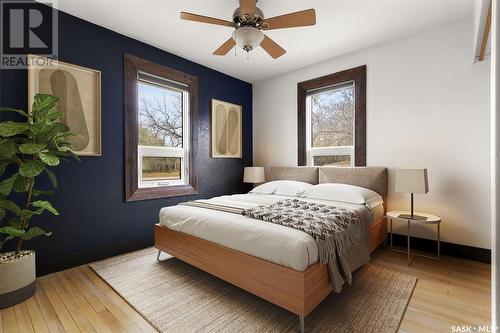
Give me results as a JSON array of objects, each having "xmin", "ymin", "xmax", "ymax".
[
  {"xmin": 270, "ymin": 167, "xmax": 319, "ymax": 185},
  {"xmin": 270, "ymin": 166, "xmax": 388, "ymax": 199},
  {"xmin": 319, "ymin": 167, "xmax": 388, "ymax": 200}
]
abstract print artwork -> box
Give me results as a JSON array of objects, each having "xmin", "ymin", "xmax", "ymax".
[
  {"xmin": 28, "ymin": 55, "xmax": 102, "ymax": 156},
  {"xmin": 211, "ymin": 99, "xmax": 242, "ymax": 158}
]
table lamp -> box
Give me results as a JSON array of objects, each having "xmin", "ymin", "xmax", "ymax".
[
  {"xmin": 395, "ymin": 168, "xmax": 429, "ymax": 220},
  {"xmin": 243, "ymin": 167, "xmax": 265, "ymax": 186}
]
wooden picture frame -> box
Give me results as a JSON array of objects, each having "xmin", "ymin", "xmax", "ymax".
[
  {"xmin": 211, "ymin": 99, "xmax": 242, "ymax": 158},
  {"xmin": 27, "ymin": 54, "xmax": 102, "ymax": 156}
]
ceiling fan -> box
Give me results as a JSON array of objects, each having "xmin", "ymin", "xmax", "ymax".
[{"xmin": 180, "ymin": 0, "xmax": 316, "ymax": 59}]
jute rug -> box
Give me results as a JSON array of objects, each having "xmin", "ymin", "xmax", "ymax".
[{"xmin": 90, "ymin": 247, "xmax": 417, "ymax": 333}]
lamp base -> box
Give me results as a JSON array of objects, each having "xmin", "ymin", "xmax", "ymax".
[
  {"xmin": 398, "ymin": 213, "xmax": 427, "ymax": 221},
  {"xmin": 400, "ymin": 193, "xmax": 427, "ymax": 220}
]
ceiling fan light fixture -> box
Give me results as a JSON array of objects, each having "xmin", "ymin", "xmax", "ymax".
[{"xmin": 232, "ymin": 26, "xmax": 264, "ymax": 52}]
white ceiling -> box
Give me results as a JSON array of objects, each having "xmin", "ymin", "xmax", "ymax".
[{"xmin": 55, "ymin": 0, "xmax": 474, "ymax": 83}]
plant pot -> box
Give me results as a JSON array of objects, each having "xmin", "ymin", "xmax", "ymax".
[{"xmin": 0, "ymin": 250, "xmax": 36, "ymax": 309}]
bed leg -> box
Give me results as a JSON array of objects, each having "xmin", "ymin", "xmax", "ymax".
[
  {"xmin": 156, "ymin": 249, "xmax": 162, "ymax": 261},
  {"xmin": 299, "ymin": 315, "xmax": 304, "ymax": 333}
]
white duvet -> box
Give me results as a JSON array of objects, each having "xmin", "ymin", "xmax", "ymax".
[{"xmin": 159, "ymin": 193, "xmax": 384, "ymax": 271}]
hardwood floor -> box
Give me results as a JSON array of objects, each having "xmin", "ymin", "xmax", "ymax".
[
  {"xmin": 372, "ymin": 248, "xmax": 491, "ymax": 333},
  {"xmin": 0, "ymin": 266, "xmax": 157, "ymax": 333},
  {"xmin": 0, "ymin": 247, "xmax": 491, "ymax": 333}
]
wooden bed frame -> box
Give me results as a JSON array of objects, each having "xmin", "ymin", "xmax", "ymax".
[{"xmin": 154, "ymin": 166, "xmax": 388, "ymax": 332}]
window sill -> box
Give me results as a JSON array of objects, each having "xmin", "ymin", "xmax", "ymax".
[{"xmin": 126, "ymin": 184, "xmax": 198, "ymax": 202}]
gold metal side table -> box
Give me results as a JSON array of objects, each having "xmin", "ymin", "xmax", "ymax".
[{"xmin": 386, "ymin": 211, "xmax": 441, "ymax": 266}]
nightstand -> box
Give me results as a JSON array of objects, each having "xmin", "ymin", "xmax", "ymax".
[{"xmin": 386, "ymin": 211, "xmax": 441, "ymax": 265}]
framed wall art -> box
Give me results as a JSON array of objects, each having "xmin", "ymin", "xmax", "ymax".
[
  {"xmin": 211, "ymin": 99, "xmax": 242, "ymax": 158},
  {"xmin": 28, "ymin": 54, "xmax": 102, "ymax": 156}
]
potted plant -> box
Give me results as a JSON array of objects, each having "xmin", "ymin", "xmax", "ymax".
[{"xmin": 0, "ymin": 94, "xmax": 77, "ymax": 309}]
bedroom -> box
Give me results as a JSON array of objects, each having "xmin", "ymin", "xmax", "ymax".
[{"xmin": 0, "ymin": 0, "xmax": 496, "ymax": 332}]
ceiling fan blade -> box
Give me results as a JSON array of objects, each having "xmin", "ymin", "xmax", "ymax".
[
  {"xmin": 239, "ymin": 0, "xmax": 256, "ymax": 17},
  {"xmin": 213, "ymin": 38, "xmax": 237, "ymax": 56},
  {"xmin": 260, "ymin": 35, "xmax": 286, "ymax": 59},
  {"xmin": 180, "ymin": 12, "xmax": 234, "ymax": 27},
  {"xmin": 262, "ymin": 9, "xmax": 316, "ymax": 30}
]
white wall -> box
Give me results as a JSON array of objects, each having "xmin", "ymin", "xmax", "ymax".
[
  {"xmin": 253, "ymin": 18, "xmax": 491, "ymax": 249},
  {"xmin": 490, "ymin": 0, "xmax": 498, "ymax": 325}
]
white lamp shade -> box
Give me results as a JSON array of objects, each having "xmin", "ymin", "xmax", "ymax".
[
  {"xmin": 395, "ymin": 168, "xmax": 429, "ymax": 194},
  {"xmin": 232, "ymin": 26, "xmax": 264, "ymax": 51},
  {"xmin": 244, "ymin": 167, "xmax": 265, "ymax": 183}
]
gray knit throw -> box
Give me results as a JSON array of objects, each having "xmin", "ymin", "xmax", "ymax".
[{"xmin": 243, "ymin": 199, "xmax": 363, "ymax": 292}]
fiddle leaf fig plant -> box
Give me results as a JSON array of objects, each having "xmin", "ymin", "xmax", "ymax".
[{"xmin": 0, "ymin": 94, "xmax": 78, "ymax": 253}]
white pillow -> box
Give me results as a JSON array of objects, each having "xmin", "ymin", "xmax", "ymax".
[
  {"xmin": 251, "ymin": 180, "xmax": 313, "ymax": 196},
  {"xmin": 301, "ymin": 183, "xmax": 384, "ymax": 209}
]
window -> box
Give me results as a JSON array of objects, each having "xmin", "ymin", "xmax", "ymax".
[
  {"xmin": 137, "ymin": 73, "xmax": 189, "ymax": 188},
  {"xmin": 307, "ymin": 81, "xmax": 355, "ymax": 166},
  {"xmin": 298, "ymin": 66, "xmax": 366, "ymax": 167},
  {"xmin": 125, "ymin": 54, "xmax": 198, "ymax": 201}
]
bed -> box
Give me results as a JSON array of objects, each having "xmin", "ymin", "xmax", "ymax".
[{"xmin": 154, "ymin": 166, "xmax": 388, "ymax": 332}]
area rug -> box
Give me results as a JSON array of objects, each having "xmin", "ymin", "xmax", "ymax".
[{"xmin": 90, "ymin": 247, "xmax": 417, "ymax": 333}]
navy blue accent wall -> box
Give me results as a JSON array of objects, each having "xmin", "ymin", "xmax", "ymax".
[{"xmin": 0, "ymin": 6, "xmax": 253, "ymax": 270}]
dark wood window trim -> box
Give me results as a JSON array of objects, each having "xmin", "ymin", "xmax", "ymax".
[
  {"xmin": 124, "ymin": 53, "xmax": 198, "ymax": 201},
  {"xmin": 297, "ymin": 65, "xmax": 366, "ymax": 166}
]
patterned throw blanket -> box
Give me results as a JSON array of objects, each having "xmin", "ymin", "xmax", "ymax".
[
  {"xmin": 243, "ymin": 199, "xmax": 365, "ymax": 292},
  {"xmin": 180, "ymin": 199, "xmax": 369, "ymax": 292}
]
